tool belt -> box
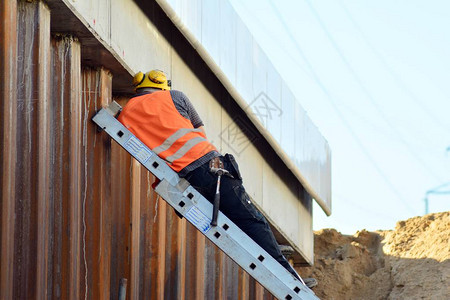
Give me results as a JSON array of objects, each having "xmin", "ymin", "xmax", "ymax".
[
  {"xmin": 206, "ymin": 154, "xmax": 242, "ymax": 226},
  {"xmin": 223, "ymin": 153, "xmax": 242, "ymax": 180},
  {"xmin": 209, "ymin": 154, "xmax": 242, "ymax": 180},
  {"xmin": 209, "ymin": 157, "xmax": 224, "ymax": 170}
]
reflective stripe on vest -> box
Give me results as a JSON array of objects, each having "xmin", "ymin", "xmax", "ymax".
[
  {"xmin": 165, "ymin": 136, "xmax": 207, "ymax": 163},
  {"xmin": 152, "ymin": 128, "xmax": 203, "ymax": 155},
  {"xmin": 117, "ymin": 91, "xmax": 217, "ymax": 172}
]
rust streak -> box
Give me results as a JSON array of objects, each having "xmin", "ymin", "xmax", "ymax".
[
  {"xmin": 36, "ymin": 2, "xmax": 51, "ymax": 299},
  {"xmin": 80, "ymin": 68, "xmax": 113, "ymax": 299},
  {"xmin": 178, "ymin": 219, "xmax": 187, "ymax": 300},
  {"xmin": 156, "ymin": 200, "xmax": 167, "ymax": 300},
  {"xmin": 110, "ymin": 139, "xmax": 132, "ymax": 299},
  {"xmin": 1, "ymin": 2, "xmax": 282, "ymax": 298},
  {"xmin": 99, "ymin": 69, "xmax": 112, "ymax": 300},
  {"xmin": 195, "ymin": 232, "xmax": 206, "ymax": 300},
  {"xmin": 68, "ymin": 46, "xmax": 82, "ymax": 300},
  {"xmin": 14, "ymin": 1, "xmax": 46, "ymax": 298},
  {"xmin": 0, "ymin": 0, "xmax": 17, "ymax": 299},
  {"xmin": 130, "ymin": 159, "xmax": 141, "ymax": 300}
]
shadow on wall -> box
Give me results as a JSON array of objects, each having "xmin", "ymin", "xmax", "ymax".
[
  {"xmin": 0, "ymin": 1, "xmax": 278, "ymax": 297},
  {"xmin": 0, "ymin": 1, "xmax": 309, "ymax": 299},
  {"xmin": 133, "ymin": 0, "xmax": 310, "ymax": 209}
]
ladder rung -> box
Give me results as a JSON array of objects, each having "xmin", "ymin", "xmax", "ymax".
[{"xmin": 92, "ymin": 105, "xmax": 319, "ymax": 300}]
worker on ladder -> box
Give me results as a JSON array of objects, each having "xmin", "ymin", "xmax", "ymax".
[{"xmin": 118, "ymin": 69, "xmax": 317, "ymax": 289}]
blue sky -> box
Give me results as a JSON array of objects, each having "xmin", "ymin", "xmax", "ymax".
[{"xmin": 229, "ymin": 0, "xmax": 450, "ymax": 233}]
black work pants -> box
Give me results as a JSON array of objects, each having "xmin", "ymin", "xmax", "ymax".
[{"xmin": 184, "ymin": 156, "xmax": 299, "ymax": 279}]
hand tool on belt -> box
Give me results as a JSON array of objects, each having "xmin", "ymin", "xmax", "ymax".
[{"xmin": 209, "ymin": 157, "xmax": 233, "ymax": 226}]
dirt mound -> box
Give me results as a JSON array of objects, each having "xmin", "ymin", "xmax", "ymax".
[{"xmin": 299, "ymin": 212, "xmax": 450, "ymax": 300}]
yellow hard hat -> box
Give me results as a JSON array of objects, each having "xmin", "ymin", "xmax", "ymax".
[{"xmin": 133, "ymin": 70, "xmax": 171, "ymax": 91}]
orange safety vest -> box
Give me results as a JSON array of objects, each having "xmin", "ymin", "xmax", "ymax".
[{"xmin": 118, "ymin": 90, "xmax": 217, "ymax": 172}]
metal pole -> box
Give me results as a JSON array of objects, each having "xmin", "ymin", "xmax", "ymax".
[{"xmin": 118, "ymin": 278, "xmax": 127, "ymax": 300}]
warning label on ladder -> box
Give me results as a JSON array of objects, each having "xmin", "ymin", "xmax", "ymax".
[
  {"xmin": 185, "ymin": 206, "xmax": 212, "ymax": 234},
  {"xmin": 124, "ymin": 136, "xmax": 153, "ymax": 163},
  {"xmin": 92, "ymin": 104, "xmax": 319, "ymax": 300}
]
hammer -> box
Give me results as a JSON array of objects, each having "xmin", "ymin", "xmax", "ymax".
[{"xmin": 209, "ymin": 158, "xmax": 233, "ymax": 226}]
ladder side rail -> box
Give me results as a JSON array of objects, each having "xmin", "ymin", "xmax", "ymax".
[
  {"xmin": 91, "ymin": 108, "xmax": 319, "ymax": 300},
  {"xmin": 161, "ymin": 181, "xmax": 313, "ymax": 297},
  {"xmin": 156, "ymin": 180, "xmax": 318, "ymax": 300},
  {"xmin": 92, "ymin": 109, "xmax": 179, "ymax": 186}
]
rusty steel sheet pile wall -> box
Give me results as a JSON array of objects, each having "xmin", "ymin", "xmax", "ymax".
[
  {"xmin": 0, "ymin": 1, "xmax": 276, "ymax": 299},
  {"xmin": 0, "ymin": 0, "xmax": 18, "ymax": 299}
]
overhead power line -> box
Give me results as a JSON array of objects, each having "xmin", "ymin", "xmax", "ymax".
[
  {"xmin": 339, "ymin": 1, "xmax": 450, "ymax": 135},
  {"xmin": 303, "ymin": 0, "xmax": 444, "ymax": 183},
  {"xmin": 424, "ymin": 182, "xmax": 450, "ymax": 214},
  {"xmin": 267, "ymin": 0, "xmax": 418, "ymax": 215},
  {"xmin": 237, "ymin": 1, "xmax": 312, "ymax": 78},
  {"xmin": 238, "ymin": 1, "xmax": 435, "ymax": 150}
]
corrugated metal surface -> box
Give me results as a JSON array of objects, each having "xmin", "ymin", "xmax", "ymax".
[
  {"xmin": 54, "ymin": 0, "xmax": 331, "ymax": 216},
  {"xmin": 0, "ymin": 1, "xmax": 277, "ymax": 298},
  {"xmin": 1, "ymin": 0, "xmax": 18, "ymax": 299},
  {"xmin": 52, "ymin": 0, "xmax": 314, "ymax": 265},
  {"xmin": 156, "ymin": 0, "xmax": 332, "ymax": 215}
]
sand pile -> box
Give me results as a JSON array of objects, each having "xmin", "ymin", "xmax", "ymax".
[{"xmin": 299, "ymin": 212, "xmax": 450, "ymax": 300}]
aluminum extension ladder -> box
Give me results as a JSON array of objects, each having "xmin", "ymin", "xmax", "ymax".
[{"xmin": 92, "ymin": 102, "xmax": 319, "ymax": 300}]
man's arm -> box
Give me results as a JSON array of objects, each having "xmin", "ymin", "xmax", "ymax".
[{"xmin": 171, "ymin": 90, "xmax": 206, "ymax": 129}]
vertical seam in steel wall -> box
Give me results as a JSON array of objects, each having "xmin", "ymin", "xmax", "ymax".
[
  {"xmin": 99, "ymin": 68, "xmax": 113, "ymax": 300},
  {"xmin": 82, "ymin": 69, "xmax": 90, "ymax": 300},
  {"xmin": 15, "ymin": 2, "xmax": 45, "ymax": 297},
  {"xmin": 70, "ymin": 38, "xmax": 82, "ymax": 300},
  {"xmin": 36, "ymin": 2, "xmax": 51, "ymax": 299},
  {"xmin": 2, "ymin": 1, "xmax": 301, "ymax": 298},
  {"xmin": 79, "ymin": 67, "xmax": 114, "ymax": 299}
]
